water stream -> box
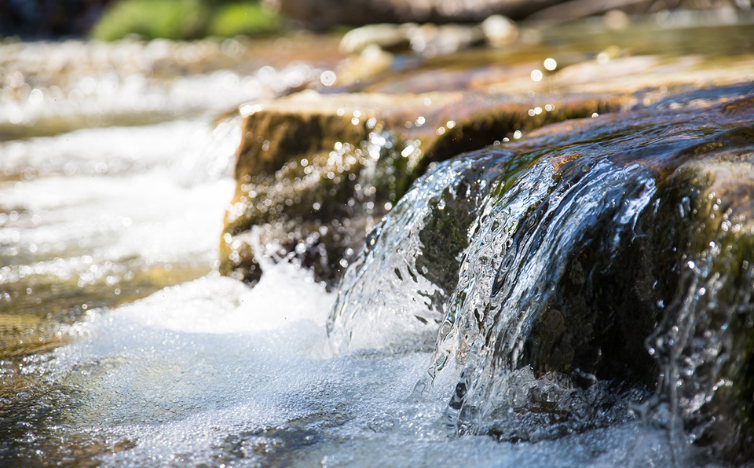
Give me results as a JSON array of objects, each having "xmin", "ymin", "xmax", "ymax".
[{"xmin": 2, "ymin": 21, "xmax": 754, "ymax": 467}]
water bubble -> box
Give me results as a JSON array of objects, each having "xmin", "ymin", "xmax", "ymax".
[
  {"xmin": 543, "ymin": 58, "xmax": 557, "ymax": 71},
  {"xmin": 530, "ymin": 70, "xmax": 543, "ymax": 82},
  {"xmin": 320, "ymin": 70, "xmax": 337, "ymax": 86},
  {"xmin": 28, "ymin": 89, "xmax": 44, "ymax": 105}
]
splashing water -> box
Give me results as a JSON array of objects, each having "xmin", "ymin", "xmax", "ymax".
[
  {"xmin": 2, "ymin": 108, "xmax": 731, "ymax": 467},
  {"xmin": 328, "ymin": 96, "xmax": 754, "ymax": 464},
  {"xmin": 4, "ymin": 31, "xmax": 754, "ymax": 467}
]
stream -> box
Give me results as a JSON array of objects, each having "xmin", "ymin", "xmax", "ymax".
[{"xmin": 2, "ymin": 18, "xmax": 754, "ymax": 467}]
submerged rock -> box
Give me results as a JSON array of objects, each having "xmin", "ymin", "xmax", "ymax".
[
  {"xmin": 220, "ymin": 90, "xmax": 627, "ymax": 286},
  {"xmin": 327, "ymin": 87, "xmax": 754, "ymax": 460}
]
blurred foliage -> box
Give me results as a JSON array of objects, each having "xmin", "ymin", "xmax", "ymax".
[
  {"xmin": 209, "ymin": 2, "xmax": 284, "ymax": 37},
  {"xmin": 91, "ymin": 0, "xmax": 284, "ymax": 41}
]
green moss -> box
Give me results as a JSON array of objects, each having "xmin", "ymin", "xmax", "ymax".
[
  {"xmin": 208, "ymin": 2, "xmax": 284, "ymax": 37},
  {"xmin": 651, "ymin": 160, "xmax": 754, "ymax": 461},
  {"xmin": 91, "ymin": 0, "xmax": 209, "ymax": 41},
  {"xmin": 91, "ymin": 0, "xmax": 284, "ymax": 41}
]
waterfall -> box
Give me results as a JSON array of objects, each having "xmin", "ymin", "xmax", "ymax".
[{"xmin": 328, "ymin": 101, "xmax": 754, "ymax": 459}]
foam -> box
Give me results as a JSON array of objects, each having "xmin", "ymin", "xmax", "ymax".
[{"xmin": 37, "ymin": 261, "xmax": 718, "ymax": 467}]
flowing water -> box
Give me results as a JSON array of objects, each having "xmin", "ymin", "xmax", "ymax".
[{"xmin": 2, "ymin": 21, "xmax": 754, "ymax": 467}]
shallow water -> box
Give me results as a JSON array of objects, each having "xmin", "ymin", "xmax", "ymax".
[
  {"xmin": 2, "ymin": 20, "xmax": 752, "ymax": 467},
  {"xmin": 0, "ymin": 268, "xmax": 711, "ymax": 467},
  {"xmin": 0, "ymin": 124, "xmax": 718, "ymax": 466}
]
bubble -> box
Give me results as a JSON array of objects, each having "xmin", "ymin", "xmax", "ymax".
[
  {"xmin": 530, "ymin": 70, "xmax": 543, "ymax": 82},
  {"xmin": 28, "ymin": 89, "xmax": 44, "ymax": 105},
  {"xmin": 543, "ymin": 58, "xmax": 557, "ymax": 71},
  {"xmin": 320, "ymin": 71, "xmax": 337, "ymax": 86}
]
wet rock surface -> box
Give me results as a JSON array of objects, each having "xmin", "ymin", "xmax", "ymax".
[
  {"xmin": 220, "ymin": 41, "xmax": 754, "ymax": 287},
  {"xmin": 220, "ymin": 90, "xmax": 628, "ymax": 286},
  {"xmin": 212, "ymin": 20, "xmax": 754, "ymax": 463},
  {"xmin": 326, "ymin": 88, "xmax": 754, "ymax": 460}
]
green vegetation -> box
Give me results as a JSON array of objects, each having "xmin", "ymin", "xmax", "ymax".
[
  {"xmin": 91, "ymin": 0, "xmax": 285, "ymax": 41},
  {"xmin": 209, "ymin": 2, "xmax": 283, "ymax": 37}
]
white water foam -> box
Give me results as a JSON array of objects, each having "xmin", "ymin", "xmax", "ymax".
[
  {"xmin": 28, "ymin": 259, "xmax": 708, "ymax": 467},
  {"xmin": 0, "ymin": 119, "xmax": 238, "ymax": 291}
]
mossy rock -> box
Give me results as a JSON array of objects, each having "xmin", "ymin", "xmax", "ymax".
[
  {"xmin": 648, "ymin": 153, "xmax": 754, "ymax": 463},
  {"xmin": 425, "ymin": 92, "xmax": 754, "ymax": 458},
  {"xmin": 220, "ymin": 90, "xmax": 628, "ymax": 286}
]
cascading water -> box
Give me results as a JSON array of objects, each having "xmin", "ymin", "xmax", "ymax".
[
  {"xmin": 3, "ymin": 25, "xmax": 754, "ymax": 468},
  {"xmin": 329, "ymin": 95, "xmax": 754, "ymax": 464}
]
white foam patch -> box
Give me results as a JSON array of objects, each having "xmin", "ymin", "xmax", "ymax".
[
  {"xmin": 41, "ymin": 263, "xmax": 714, "ymax": 467},
  {"xmin": 106, "ymin": 263, "xmax": 334, "ymax": 337},
  {"xmin": 50, "ymin": 264, "xmax": 333, "ymax": 425}
]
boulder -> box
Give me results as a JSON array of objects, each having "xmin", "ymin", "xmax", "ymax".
[
  {"xmin": 327, "ymin": 89, "xmax": 754, "ymax": 459},
  {"xmin": 220, "ymin": 89, "xmax": 627, "ymax": 286},
  {"xmin": 451, "ymin": 94, "xmax": 754, "ymax": 459}
]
